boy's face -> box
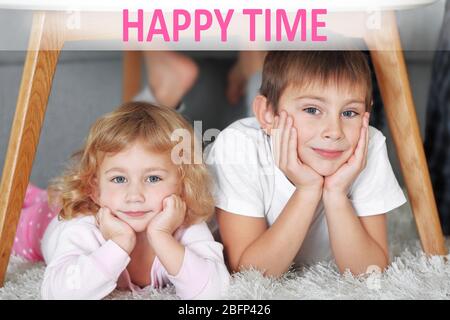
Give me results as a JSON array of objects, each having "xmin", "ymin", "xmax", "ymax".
[
  {"xmin": 276, "ymin": 82, "xmax": 366, "ymax": 176},
  {"xmin": 95, "ymin": 141, "xmax": 182, "ymax": 233}
]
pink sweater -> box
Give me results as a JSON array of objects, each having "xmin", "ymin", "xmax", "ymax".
[{"xmin": 40, "ymin": 215, "xmax": 230, "ymax": 300}]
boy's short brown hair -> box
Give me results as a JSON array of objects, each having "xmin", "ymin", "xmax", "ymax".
[{"xmin": 260, "ymin": 51, "xmax": 373, "ymax": 112}]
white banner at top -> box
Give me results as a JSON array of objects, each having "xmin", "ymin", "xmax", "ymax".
[
  {"xmin": 0, "ymin": 0, "xmax": 446, "ymax": 50},
  {"xmin": 0, "ymin": 0, "xmax": 440, "ymax": 12}
]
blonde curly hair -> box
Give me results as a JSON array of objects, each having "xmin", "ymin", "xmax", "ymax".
[{"xmin": 49, "ymin": 101, "xmax": 215, "ymax": 227}]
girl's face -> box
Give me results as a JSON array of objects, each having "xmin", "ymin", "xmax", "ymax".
[
  {"xmin": 94, "ymin": 141, "xmax": 182, "ymax": 233},
  {"xmin": 277, "ymin": 82, "xmax": 366, "ymax": 176}
]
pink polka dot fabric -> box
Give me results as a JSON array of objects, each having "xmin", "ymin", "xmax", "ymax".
[{"xmin": 12, "ymin": 183, "xmax": 59, "ymax": 262}]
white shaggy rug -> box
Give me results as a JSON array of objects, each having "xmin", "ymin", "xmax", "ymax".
[{"xmin": 1, "ymin": 201, "xmax": 450, "ymax": 300}]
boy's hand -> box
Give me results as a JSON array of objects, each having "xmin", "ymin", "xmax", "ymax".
[
  {"xmin": 146, "ymin": 195, "xmax": 186, "ymax": 241},
  {"xmin": 272, "ymin": 111, "xmax": 324, "ymax": 192},
  {"xmin": 323, "ymin": 112, "xmax": 370, "ymax": 196},
  {"xmin": 96, "ymin": 207, "xmax": 136, "ymax": 254}
]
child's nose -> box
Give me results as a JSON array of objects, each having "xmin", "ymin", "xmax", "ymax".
[
  {"xmin": 322, "ymin": 118, "xmax": 344, "ymax": 141},
  {"xmin": 125, "ymin": 183, "xmax": 145, "ymax": 202}
]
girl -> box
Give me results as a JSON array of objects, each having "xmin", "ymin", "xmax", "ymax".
[{"xmin": 13, "ymin": 102, "xmax": 230, "ymax": 299}]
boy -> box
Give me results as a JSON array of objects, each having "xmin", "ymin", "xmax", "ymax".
[{"xmin": 206, "ymin": 51, "xmax": 406, "ymax": 277}]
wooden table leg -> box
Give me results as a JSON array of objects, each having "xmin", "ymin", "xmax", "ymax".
[
  {"xmin": 0, "ymin": 12, "xmax": 63, "ymax": 287},
  {"xmin": 122, "ymin": 51, "xmax": 142, "ymax": 102},
  {"xmin": 365, "ymin": 11, "xmax": 447, "ymax": 256}
]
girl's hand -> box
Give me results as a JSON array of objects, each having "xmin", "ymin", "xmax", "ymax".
[
  {"xmin": 323, "ymin": 112, "xmax": 370, "ymax": 196},
  {"xmin": 96, "ymin": 207, "xmax": 136, "ymax": 254},
  {"xmin": 146, "ymin": 195, "xmax": 187, "ymax": 241},
  {"xmin": 272, "ymin": 111, "xmax": 324, "ymax": 192}
]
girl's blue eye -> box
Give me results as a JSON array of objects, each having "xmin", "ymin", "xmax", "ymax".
[
  {"xmin": 342, "ymin": 110, "xmax": 358, "ymax": 118},
  {"xmin": 147, "ymin": 176, "xmax": 161, "ymax": 183},
  {"xmin": 111, "ymin": 176, "xmax": 127, "ymax": 183},
  {"xmin": 304, "ymin": 107, "xmax": 320, "ymax": 115}
]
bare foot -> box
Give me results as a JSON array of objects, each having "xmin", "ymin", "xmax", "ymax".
[
  {"xmin": 226, "ymin": 51, "xmax": 266, "ymax": 106},
  {"xmin": 144, "ymin": 51, "xmax": 199, "ymax": 109}
]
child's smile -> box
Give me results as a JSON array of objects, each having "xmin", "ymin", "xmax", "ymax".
[
  {"xmin": 312, "ymin": 147, "xmax": 345, "ymax": 160},
  {"xmin": 119, "ymin": 210, "xmax": 152, "ymax": 218}
]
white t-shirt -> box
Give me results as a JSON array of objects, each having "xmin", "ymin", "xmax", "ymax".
[{"xmin": 205, "ymin": 117, "xmax": 407, "ymax": 266}]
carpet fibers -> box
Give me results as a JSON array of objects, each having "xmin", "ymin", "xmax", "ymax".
[{"xmin": 1, "ymin": 202, "xmax": 449, "ymax": 300}]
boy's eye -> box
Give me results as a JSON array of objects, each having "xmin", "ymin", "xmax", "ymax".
[
  {"xmin": 303, "ymin": 107, "xmax": 320, "ymax": 115},
  {"xmin": 342, "ymin": 110, "xmax": 359, "ymax": 118},
  {"xmin": 111, "ymin": 176, "xmax": 127, "ymax": 183},
  {"xmin": 146, "ymin": 176, "xmax": 162, "ymax": 183}
]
